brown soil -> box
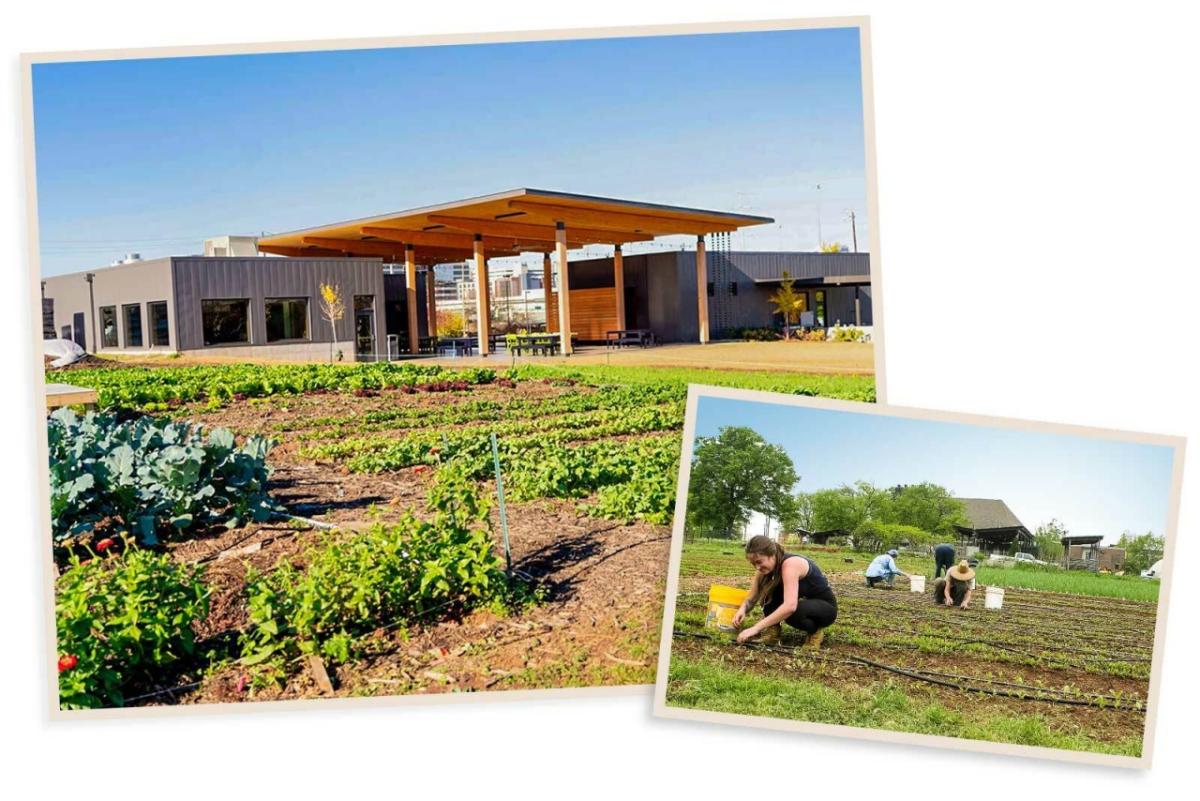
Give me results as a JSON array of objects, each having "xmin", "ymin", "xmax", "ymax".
[
  {"xmin": 45, "ymin": 353, "xmax": 122, "ymax": 370},
  {"xmin": 118, "ymin": 382, "xmax": 670, "ymax": 706},
  {"xmin": 168, "ymin": 498, "xmax": 669, "ymax": 705},
  {"xmin": 670, "ymin": 567, "xmax": 1153, "ymax": 746}
]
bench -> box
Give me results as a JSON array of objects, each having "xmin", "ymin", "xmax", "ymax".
[{"xmin": 605, "ymin": 329, "xmax": 656, "ymax": 349}]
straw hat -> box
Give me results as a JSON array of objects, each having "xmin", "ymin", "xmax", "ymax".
[{"xmin": 949, "ymin": 559, "xmax": 975, "ymax": 581}]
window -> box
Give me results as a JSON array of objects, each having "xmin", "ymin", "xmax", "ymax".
[
  {"xmin": 100, "ymin": 306, "xmax": 118, "ymax": 348},
  {"xmin": 60, "ymin": 325, "xmax": 71, "ymax": 340},
  {"xmin": 148, "ymin": 301, "xmax": 170, "ymax": 347},
  {"xmin": 123, "ymin": 303, "xmax": 143, "ymax": 348},
  {"xmin": 706, "ymin": 281, "xmax": 714, "ymax": 297},
  {"xmin": 265, "ymin": 298, "xmax": 309, "ymax": 342},
  {"xmin": 730, "ymin": 281, "xmax": 738, "ymax": 296},
  {"xmin": 815, "ymin": 290, "xmax": 827, "ymax": 327},
  {"xmin": 202, "ymin": 299, "xmax": 250, "ymax": 346}
]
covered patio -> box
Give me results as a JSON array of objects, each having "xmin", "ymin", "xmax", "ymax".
[{"xmin": 255, "ymin": 188, "xmax": 772, "ymax": 357}]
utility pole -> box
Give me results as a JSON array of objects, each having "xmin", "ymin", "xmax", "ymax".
[
  {"xmin": 847, "ymin": 210, "xmax": 859, "ymax": 253},
  {"xmin": 815, "ymin": 183, "xmax": 823, "ymax": 248}
]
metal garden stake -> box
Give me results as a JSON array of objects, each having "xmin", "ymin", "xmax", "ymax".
[{"xmin": 490, "ymin": 432, "xmax": 512, "ymax": 577}]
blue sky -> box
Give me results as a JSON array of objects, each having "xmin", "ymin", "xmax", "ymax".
[
  {"xmin": 32, "ymin": 27, "xmax": 867, "ymax": 276},
  {"xmin": 694, "ymin": 396, "xmax": 1177, "ymax": 543}
]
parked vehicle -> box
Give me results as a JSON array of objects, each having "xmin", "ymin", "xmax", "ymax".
[{"xmin": 1141, "ymin": 559, "xmax": 1164, "ymax": 579}]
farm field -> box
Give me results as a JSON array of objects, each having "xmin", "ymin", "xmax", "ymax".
[
  {"xmin": 665, "ymin": 540, "xmax": 1157, "ymax": 757},
  {"xmin": 47, "ymin": 361, "xmax": 874, "ymax": 708}
]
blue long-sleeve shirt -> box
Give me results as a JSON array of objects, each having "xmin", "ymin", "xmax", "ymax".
[{"xmin": 865, "ymin": 553, "xmax": 903, "ymax": 579}]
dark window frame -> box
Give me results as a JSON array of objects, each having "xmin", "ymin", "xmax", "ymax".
[
  {"xmin": 122, "ymin": 303, "xmax": 144, "ymax": 348},
  {"xmin": 201, "ymin": 298, "xmax": 251, "ymax": 347},
  {"xmin": 99, "ymin": 306, "xmax": 118, "ymax": 348},
  {"xmin": 148, "ymin": 301, "xmax": 170, "ymax": 347},
  {"xmin": 264, "ymin": 297, "xmax": 311, "ymax": 343}
]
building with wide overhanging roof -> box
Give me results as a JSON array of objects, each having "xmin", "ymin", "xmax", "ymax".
[
  {"xmin": 954, "ymin": 498, "xmax": 1034, "ymax": 553},
  {"xmin": 255, "ymin": 188, "xmax": 774, "ymax": 356},
  {"xmin": 40, "ymin": 188, "xmax": 875, "ymax": 362}
]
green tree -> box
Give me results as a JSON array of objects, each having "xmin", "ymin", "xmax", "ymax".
[
  {"xmin": 808, "ymin": 482, "xmax": 889, "ymax": 535},
  {"xmin": 791, "ymin": 492, "xmax": 815, "ymax": 533},
  {"xmin": 686, "ymin": 426, "xmax": 799, "ymax": 538},
  {"xmin": 769, "ymin": 272, "xmax": 805, "ymax": 339},
  {"xmin": 1115, "ymin": 530, "xmax": 1165, "ymax": 573},
  {"xmin": 886, "ymin": 483, "xmax": 968, "ymax": 538},
  {"xmin": 1033, "ymin": 519, "xmax": 1068, "ymax": 562}
]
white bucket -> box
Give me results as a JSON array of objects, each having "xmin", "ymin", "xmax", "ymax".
[
  {"xmin": 985, "ymin": 586, "xmax": 1005, "ymax": 610},
  {"xmin": 909, "ymin": 575, "xmax": 926, "ymax": 593}
]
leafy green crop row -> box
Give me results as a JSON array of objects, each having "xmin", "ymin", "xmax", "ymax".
[
  {"xmin": 48, "ymin": 409, "xmax": 277, "ymax": 548},
  {"xmin": 56, "ymin": 544, "xmax": 208, "ymax": 709},
  {"xmin": 53, "ymin": 362, "xmax": 498, "ymax": 411},
  {"xmin": 285, "ymin": 382, "xmax": 684, "ymax": 438},
  {"xmin": 300, "ymin": 402, "xmax": 683, "ymax": 469},
  {"xmin": 239, "ymin": 467, "xmax": 518, "ymax": 674}
]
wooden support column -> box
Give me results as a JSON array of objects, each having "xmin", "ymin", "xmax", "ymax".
[
  {"xmin": 613, "ymin": 245, "xmax": 625, "ymax": 330},
  {"xmin": 426, "ymin": 268, "xmax": 438, "ymax": 339},
  {"xmin": 404, "ymin": 245, "xmax": 419, "ymax": 356},
  {"xmin": 854, "ymin": 287, "xmax": 862, "ymax": 326},
  {"xmin": 695, "ymin": 235, "xmax": 709, "ymax": 344},
  {"xmin": 555, "ymin": 222, "xmax": 573, "ymax": 355},
  {"xmin": 474, "ymin": 234, "xmax": 491, "ymax": 355},
  {"xmin": 542, "ymin": 253, "xmax": 555, "ymax": 333}
]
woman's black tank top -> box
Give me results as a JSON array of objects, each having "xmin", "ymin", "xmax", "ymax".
[{"xmin": 769, "ymin": 554, "xmax": 837, "ymax": 607}]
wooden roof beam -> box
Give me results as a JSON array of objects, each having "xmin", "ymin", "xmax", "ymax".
[
  {"xmin": 302, "ymin": 236, "xmax": 510, "ymax": 260},
  {"xmin": 359, "ymin": 226, "xmax": 521, "ymax": 252},
  {"xmin": 506, "ymin": 200, "xmax": 738, "ymax": 235},
  {"xmin": 424, "ymin": 214, "xmax": 654, "ymax": 245}
]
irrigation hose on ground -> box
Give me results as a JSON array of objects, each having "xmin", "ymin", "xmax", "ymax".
[{"xmin": 672, "ymin": 630, "xmax": 1146, "ymax": 713}]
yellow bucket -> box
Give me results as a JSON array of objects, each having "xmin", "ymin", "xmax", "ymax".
[{"xmin": 706, "ymin": 585, "xmax": 750, "ymax": 631}]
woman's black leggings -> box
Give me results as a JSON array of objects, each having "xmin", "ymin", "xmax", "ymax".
[{"xmin": 764, "ymin": 595, "xmax": 838, "ymax": 634}]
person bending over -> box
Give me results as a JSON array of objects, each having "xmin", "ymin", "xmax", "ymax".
[
  {"xmin": 865, "ymin": 548, "xmax": 907, "ymax": 588},
  {"xmin": 731, "ymin": 535, "xmax": 838, "ymax": 650},
  {"xmin": 933, "ymin": 543, "xmax": 956, "ymax": 578},
  {"xmin": 932, "ymin": 559, "xmax": 975, "ymax": 609}
]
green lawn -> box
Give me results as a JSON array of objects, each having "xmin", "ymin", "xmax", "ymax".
[
  {"xmin": 508, "ymin": 363, "xmax": 876, "ymax": 401},
  {"xmin": 667, "ymin": 657, "xmax": 1143, "ymax": 757},
  {"xmin": 680, "ymin": 539, "xmax": 1159, "ymax": 602}
]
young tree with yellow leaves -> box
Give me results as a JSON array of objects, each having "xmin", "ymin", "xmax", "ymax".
[{"xmin": 318, "ymin": 283, "xmax": 345, "ymax": 363}]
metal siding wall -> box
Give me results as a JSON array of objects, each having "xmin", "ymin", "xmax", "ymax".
[
  {"xmin": 172, "ymin": 257, "xmax": 385, "ymax": 352},
  {"xmin": 726, "ymin": 251, "xmax": 871, "ymax": 282}
]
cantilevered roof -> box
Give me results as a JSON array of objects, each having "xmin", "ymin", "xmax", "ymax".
[{"xmin": 256, "ymin": 188, "xmax": 774, "ymax": 266}]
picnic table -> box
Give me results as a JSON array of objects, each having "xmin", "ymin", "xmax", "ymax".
[
  {"xmin": 46, "ymin": 382, "xmax": 99, "ymax": 412},
  {"xmin": 436, "ymin": 336, "xmax": 477, "ymax": 357},
  {"xmin": 605, "ymin": 329, "xmax": 656, "ymax": 349},
  {"xmin": 509, "ymin": 333, "xmax": 561, "ymax": 356}
]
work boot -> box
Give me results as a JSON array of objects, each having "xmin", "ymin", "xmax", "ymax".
[
  {"xmin": 803, "ymin": 629, "xmax": 826, "ymax": 650},
  {"xmin": 755, "ymin": 624, "xmax": 781, "ymax": 645}
]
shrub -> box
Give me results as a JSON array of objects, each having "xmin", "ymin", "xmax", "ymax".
[
  {"xmin": 239, "ymin": 466, "xmax": 508, "ymax": 669},
  {"xmin": 48, "ymin": 409, "xmax": 278, "ymax": 548},
  {"xmin": 55, "ymin": 543, "xmax": 208, "ymax": 709},
  {"xmin": 833, "ymin": 326, "xmax": 865, "ymax": 342},
  {"xmin": 732, "ymin": 327, "xmax": 780, "ymax": 342},
  {"xmin": 800, "ymin": 328, "xmax": 829, "ymax": 342}
]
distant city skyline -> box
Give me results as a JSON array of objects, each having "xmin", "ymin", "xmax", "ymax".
[
  {"xmin": 32, "ymin": 26, "xmax": 868, "ymax": 276},
  {"xmin": 693, "ymin": 396, "xmax": 1177, "ymax": 544}
]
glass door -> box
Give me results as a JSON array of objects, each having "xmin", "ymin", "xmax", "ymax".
[{"xmin": 354, "ymin": 295, "xmax": 376, "ymax": 362}]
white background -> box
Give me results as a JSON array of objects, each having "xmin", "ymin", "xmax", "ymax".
[{"xmin": 3, "ymin": 1, "xmax": 1197, "ymax": 796}]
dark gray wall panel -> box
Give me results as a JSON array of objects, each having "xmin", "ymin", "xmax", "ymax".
[{"xmin": 171, "ymin": 257, "xmax": 386, "ymax": 351}]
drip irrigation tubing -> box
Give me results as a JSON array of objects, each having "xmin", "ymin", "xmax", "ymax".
[{"xmin": 673, "ymin": 630, "xmax": 1145, "ymax": 712}]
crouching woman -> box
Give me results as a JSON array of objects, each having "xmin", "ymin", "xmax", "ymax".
[{"xmin": 731, "ymin": 535, "xmax": 838, "ymax": 649}]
